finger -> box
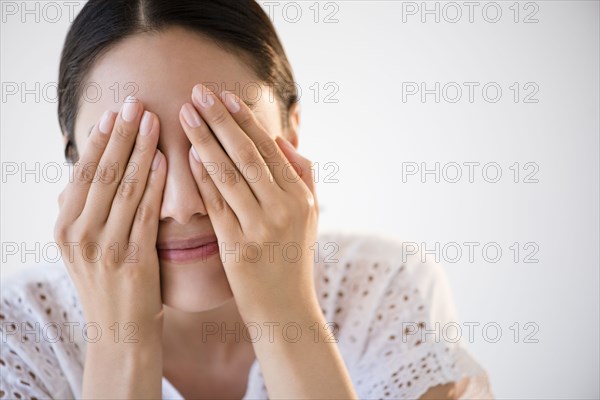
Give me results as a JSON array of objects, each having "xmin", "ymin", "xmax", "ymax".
[
  {"xmin": 179, "ymin": 101, "xmax": 261, "ymax": 222},
  {"xmin": 275, "ymin": 136, "xmax": 319, "ymax": 213},
  {"xmin": 129, "ymin": 149, "xmax": 167, "ymax": 251},
  {"xmin": 80, "ymin": 96, "xmax": 144, "ymax": 227},
  {"xmin": 106, "ymin": 111, "xmax": 160, "ymax": 244},
  {"xmin": 216, "ymin": 88, "xmax": 304, "ymax": 194},
  {"xmin": 275, "ymin": 137, "xmax": 317, "ymax": 195},
  {"xmin": 59, "ymin": 109, "xmax": 117, "ymax": 223},
  {"xmin": 186, "ymin": 146, "xmax": 241, "ymax": 239},
  {"xmin": 191, "ymin": 84, "xmax": 284, "ymax": 200}
]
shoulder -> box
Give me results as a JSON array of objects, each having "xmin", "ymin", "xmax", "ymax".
[
  {"xmin": 1, "ymin": 262, "xmax": 85, "ymax": 399},
  {"xmin": 2, "ymin": 262, "xmax": 79, "ymax": 304},
  {"xmin": 1, "ymin": 262, "xmax": 84, "ymax": 336},
  {"xmin": 315, "ymin": 229, "xmax": 445, "ymax": 275},
  {"xmin": 313, "ymin": 229, "xmax": 449, "ymax": 307},
  {"xmin": 312, "ymin": 229, "xmax": 455, "ymax": 353},
  {"xmin": 311, "ymin": 230, "xmax": 493, "ymax": 399},
  {"xmin": 313, "ymin": 228, "xmax": 451, "ymax": 309}
]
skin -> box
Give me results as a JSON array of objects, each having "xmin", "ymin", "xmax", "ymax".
[{"xmin": 56, "ymin": 25, "xmax": 460, "ymax": 399}]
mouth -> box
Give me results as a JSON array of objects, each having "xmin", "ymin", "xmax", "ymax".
[{"xmin": 157, "ymin": 234, "xmax": 220, "ymax": 263}]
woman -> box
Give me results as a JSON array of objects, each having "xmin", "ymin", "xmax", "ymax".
[{"xmin": 0, "ymin": 0, "xmax": 493, "ymax": 398}]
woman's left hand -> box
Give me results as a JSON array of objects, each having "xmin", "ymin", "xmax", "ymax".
[{"xmin": 179, "ymin": 83, "xmax": 320, "ymax": 323}]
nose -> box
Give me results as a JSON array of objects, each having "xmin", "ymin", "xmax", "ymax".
[{"xmin": 159, "ymin": 151, "xmax": 208, "ymax": 224}]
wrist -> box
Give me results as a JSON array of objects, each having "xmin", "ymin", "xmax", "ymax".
[
  {"xmin": 241, "ymin": 290, "xmax": 323, "ymax": 324},
  {"xmin": 83, "ymin": 328, "xmax": 163, "ymax": 399},
  {"xmin": 86, "ymin": 338, "xmax": 162, "ymax": 364},
  {"xmin": 84, "ymin": 312, "xmax": 164, "ymax": 350},
  {"xmin": 242, "ymin": 296, "xmax": 332, "ymax": 348}
]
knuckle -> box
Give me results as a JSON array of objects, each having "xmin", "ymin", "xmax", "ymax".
[
  {"xmin": 210, "ymin": 109, "xmax": 229, "ymax": 127},
  {"xmin": 53, "ymin": 220, "xmax": 69, "ymax": 243},
  {"xmin": 256, "ymin": 138, "xmax": 278, "ymax": 159},
  {"xmin": 97, "ymin": 163, "xmax": 118, "ymax": 184},
  {"xmin": 74, "ymin": 162, "xmax": 96, "ymax": 185},
  {"xmin": 236, "ymin": 144, "xmax": 259, "ymax": 166},
  {"xmin": 123, "ymin": 242, "xmax": 141, "ymax": 265},
  {"xmin": 133, "ymin": 139, "xmax": 150, "ymax": 154},
  {"xmin": 236, "ymin": 110, "xmax": 255, "ymax": 131},
  {"xmin": 211, "ymin": 194, "xmax": 227, "ymax": 213},
  {"xmin": 102, "ymin": 252, "xmax": 120, "ymax": 269},
  {"xmin": 117, "ymin": 179, "xmax": 137, "ymax": 200},
  {"xmin": 298, "ymin": 194, "xmax": 314, "ymax": 213},
  {"xmin": 135, "ymin": 203, "xmax": 155, "ymax": 224},
  {"xmin": 195, "ymin": 128, "xmax": 214, "ymax": 147},
  {"xmin": 222, "ymin": 168, "xmax": 240, "ymax": 187},
  {"xmin": 113, "ymin": 123, "xmax": 134, "ymax": 143},
  {"xmin": 120, "ymin": 264, "xmax": 138, "ymax": 279},
  {"xmin": 104, "ymin": 241, "xmax": 130, "ymax": 267},
  {"xmin": 89, "ymin": 131, "xmax": 108, "ymax": 151},
  {"xmin": 78, "ymin": 231, "xmax": 96, "ymax": 249}
]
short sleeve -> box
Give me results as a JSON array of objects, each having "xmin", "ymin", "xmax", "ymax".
[
  {"xmin": 0, "ymin": 264, "xmax": 85, "ymax": 400},
  {"xmin": 345, "ymin": 235, "xmax": 494, "ymax": 399},
  {"xmin": 230, "ymin": 231, "xmax": 494, "ymax": 400},
  {"xmin": 1, "ymin": 323, "xmax": 54, "ymax": 400}
]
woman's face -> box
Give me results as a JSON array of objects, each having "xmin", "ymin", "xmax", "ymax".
[{"xmin": 72, "ymin": 26, "xmax": 296, "ymax": 312}]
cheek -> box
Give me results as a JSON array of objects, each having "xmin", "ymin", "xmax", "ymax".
[
  {"xmin": 72, "ymin": 127, "xmax": 89, "ymax": 157},
  {"xmin": 75, "ymin": 127, "xmax": 89, "ymax": 152}
]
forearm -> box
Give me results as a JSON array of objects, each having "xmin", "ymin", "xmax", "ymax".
[
  {"xmin": 250, "ymin": 298, "xmax": 358, "ymax": 400},
  {"xmin": 81, "ymin": 322, "xmax": 163, "ymax": 399}
]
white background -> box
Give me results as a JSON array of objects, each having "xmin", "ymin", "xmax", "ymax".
[{"xmin": 1, "ymin": 1, "xmax": 599, "ymax": 398}]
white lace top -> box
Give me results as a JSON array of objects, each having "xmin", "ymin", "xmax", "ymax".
[{"xmin": 0, "ymin": 231, "xmax": 493, "ymax": 399}]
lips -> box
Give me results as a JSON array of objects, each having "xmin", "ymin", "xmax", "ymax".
[
  {"xmin": 157, "ymin": 234, "xmax": 220, "ymax": 263},
  {"xmin": 157, "ymin": 234, "xmax": 218, "ymax": 250}
]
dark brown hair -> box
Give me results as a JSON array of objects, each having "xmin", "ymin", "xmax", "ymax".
[{"xmin": 58, "ymin": 0, "xmax": 298, "ymax": 163}]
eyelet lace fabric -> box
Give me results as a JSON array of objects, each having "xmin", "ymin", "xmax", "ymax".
[{"xmin": 1, "ymin": 231, "xmax": 493, "ymax": 399}]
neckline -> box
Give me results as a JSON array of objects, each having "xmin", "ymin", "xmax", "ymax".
[
  {"xmin": 162, "ymin": 376, "xmax": 185, "ymax": 400},
  {"xmin": 162, "ymin": 376, "xmax": 184, "ymax": 399},
  {"xmin": 161, "ymin": 358, "xmax": 259, "ymax": 399}
]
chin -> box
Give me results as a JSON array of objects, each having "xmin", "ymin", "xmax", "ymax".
[{"xmin": 159, "ymin": 256, "xmax": 234, "ymax": 312}]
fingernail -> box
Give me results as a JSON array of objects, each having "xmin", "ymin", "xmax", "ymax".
[
  {"xmin": 140, "ymin": 111, "xmax": 154, "ymax": 136},
  {"xmin": 99, "ymin": 110, "xmax": 113, "ymax": 134},
  {"xmin": 151, "ymin": 149, "xmax": 162, "ymax": 171},
  {"xmin": 192, "ymin": 85, "xmax": 214, "ymax": 108},
  {"xmin": 190, "ymin": 146, "xmax": 201, "ymax": 163},
  {"xmin": 122, "ymin": 95, "xmax": 139, "ymax": 122},
  {"xmin": 181, "ymin": 103, "xmax": 202, "ymax": 128},
  {"xmin": 221, "ymin": 91, "xmax": 240, "ymax": 113}
]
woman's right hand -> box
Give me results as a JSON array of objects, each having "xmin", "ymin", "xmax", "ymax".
[{"xmin": 54, "ymin": 95, "xmax": 166, "ymax": 346}]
